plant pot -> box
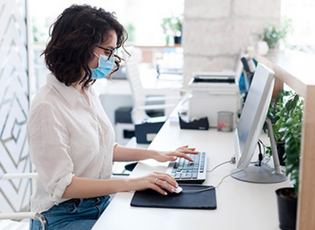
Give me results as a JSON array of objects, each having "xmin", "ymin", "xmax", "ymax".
[
  {"xmin": 277, "ymin": 143, "xmax": 286, "ymax": 166},
  {"xmin": 257, "ymin": 40, "xmax": 269, "ymax": 55},
  {"xmin": 276, "ymin": 187, "xmax": 297, "ymax": 230},
  {"xmin": 174, "ymin": 36, "xmax": 181, "ymax": 44}
]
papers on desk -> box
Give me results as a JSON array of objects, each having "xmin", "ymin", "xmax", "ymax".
[{"xmin": 112, "ymin": 162, "xmax": 131, "ymax": 176}]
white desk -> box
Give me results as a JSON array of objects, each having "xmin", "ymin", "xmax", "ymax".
[{"xmin": 93, "ymin": 118, "xmax": 290, "ymax": 230}]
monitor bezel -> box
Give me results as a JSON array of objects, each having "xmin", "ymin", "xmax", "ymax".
[{"xmin": 235, "ymin": 63, "xmax": 275, "ymax": 170}]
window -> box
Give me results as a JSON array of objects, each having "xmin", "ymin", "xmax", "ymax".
[
  {"xmin": 281, "ymin": 0, "xmax": 315, "ymax": 53},
  {"xmin": 30, "ymin": 0, "xmax": 184, "ymax": 45}
]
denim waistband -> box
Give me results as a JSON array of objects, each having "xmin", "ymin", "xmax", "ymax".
[{"xmin": 61, "ymin": 195, "xmax": 108, "ymax": 205}]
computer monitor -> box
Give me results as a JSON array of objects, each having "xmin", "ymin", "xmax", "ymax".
[{"xmin": 231, "ymin": 63, "xmax": 287, "ymax": 183}]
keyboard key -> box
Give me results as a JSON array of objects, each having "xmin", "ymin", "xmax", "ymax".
[
  {"xmin": 181, "ymin": 174, "xmax": 192, "ymax": 179},
  {"xmin": 174, "ymin": 173, "xmax": 181, "ymax": 179}
]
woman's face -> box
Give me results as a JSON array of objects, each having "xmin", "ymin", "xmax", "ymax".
[{"xmin": 88, "ymin": 29, "xmax": 117, "ymax": 69}]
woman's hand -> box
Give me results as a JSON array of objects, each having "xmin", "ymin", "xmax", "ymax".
[
  {"xmin": 153, "ymin": 145, "xmax": 199, "ymax": 163},
  {"xmin": 127, "ymin": 172, "xmax": 178, "ymax": 195}
]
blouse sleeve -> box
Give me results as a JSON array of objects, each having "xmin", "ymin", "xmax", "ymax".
[{"xmin": 27, "ymin": 102, "xmax": 74, "ymax": 204}]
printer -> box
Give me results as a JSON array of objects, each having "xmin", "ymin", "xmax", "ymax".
[{"xmin": 187, "ymin": 72, "xmax": 240, "ymax": 128}]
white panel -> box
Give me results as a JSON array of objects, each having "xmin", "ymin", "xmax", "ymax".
[
  {"xmin": 0, "ymin": 0, "xmax": 30, "ymax": 213},
  {"xmin": 2, "ymin": 97, "xmax": 25, "ymax": 140}
]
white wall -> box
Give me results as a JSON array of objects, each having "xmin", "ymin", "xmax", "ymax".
[{"xmin": 183, "ymin": 0, "xmax": 281, "ymax": 87}]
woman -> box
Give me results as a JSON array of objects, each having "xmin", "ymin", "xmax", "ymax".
[{"xmin": 27, "ymin": 4, "xmax": 197, "ymax": 230}]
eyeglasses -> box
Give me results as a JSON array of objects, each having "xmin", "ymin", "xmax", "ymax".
[{"xmin": 97, "ymin": 45, "xmax": 116, "ymax": 60}]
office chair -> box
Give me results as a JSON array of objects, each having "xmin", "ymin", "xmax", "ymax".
[
  {"xmin": 0, "ymin": 173, "xmax": 47, "ymax": 230},
  {"xmin": 124, "ymin": 48, "xmax": 181, "ymax": 124},
  {"xmin": 241, "ymin": 55, "xmax": 256, "ymax": 89}
]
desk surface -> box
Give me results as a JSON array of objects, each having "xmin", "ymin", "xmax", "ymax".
[{"xmin": 93, "ymin": 118, "xmax": 290, "ymax": 230}]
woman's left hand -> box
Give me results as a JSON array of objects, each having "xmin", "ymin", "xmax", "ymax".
[{"xmin": 153, "ymin": 145, "xmax": 199, "ymax": 162}]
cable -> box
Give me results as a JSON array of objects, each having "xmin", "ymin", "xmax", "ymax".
[
  {"xmin": 205, "ymin": 156, "xmax": 236, "ymax": 173},
  {"xmin": 182, "ymin": 169, "xmax": 244, "ymax": 193},
  {"xmin": 259, "ymin": 139, "xmax": 271, "ymax": 164},
  {"xmin": 257, "ymin": 141, "xmax": 263, "ymax": 166},
  {"xmin": 215, "ymin": 170, "xmax": 243, "ymax": 189},
  {"xmin": 206, "ymin": 160, "xmax": 231, "ymax": 173}
]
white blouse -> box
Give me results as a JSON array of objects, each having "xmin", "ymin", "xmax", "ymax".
[{"xmin": 27, "ymin": 74, "xmax": 116, "ymax": 213}]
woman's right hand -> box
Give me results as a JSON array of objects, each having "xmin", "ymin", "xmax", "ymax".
[{"xmin": 127, "ymin": 172, "xmax": 178, "ymax": 195}]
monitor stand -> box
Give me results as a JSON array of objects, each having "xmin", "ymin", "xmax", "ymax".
[
  {"xmin": 231, "ymin": 118, "xmax": 288, "ymax": 183},
  {"xmin": 231, "ymin": 165, "xmax": 287, "ymax": 183}
]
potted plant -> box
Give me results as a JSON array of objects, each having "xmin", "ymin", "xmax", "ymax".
[
  {"xmin": 274, "ymin": 93, "xmax": 303, "ymax": 230},
  {"xmin": 161, "ymin": 16, "xmax": 182, "ymax": 45},
  {"xmin": 260, "ymin": 17, "xmax": 293, "ymax": 49},
  {"xmin": 265, "ymin": 90, "xmax": 293, "ymax": 165}
]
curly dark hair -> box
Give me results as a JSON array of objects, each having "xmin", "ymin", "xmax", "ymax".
[{"xmin": 42, "ymin": 4, "xmax": 128, "ymax": 87}]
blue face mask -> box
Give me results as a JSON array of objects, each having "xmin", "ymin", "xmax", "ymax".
[{"xmin": 91, "ymin": 53, "xmax": 115, "ymax": 80}]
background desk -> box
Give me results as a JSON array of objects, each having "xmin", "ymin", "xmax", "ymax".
[{"xmin": 93, "ymin": 118, "xmax": 290, "ymax": 230}]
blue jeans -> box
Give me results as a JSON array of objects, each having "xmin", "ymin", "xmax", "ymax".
[{"xmin": 30, "ymin": 195, "xmax": 110, "ymax": 230}]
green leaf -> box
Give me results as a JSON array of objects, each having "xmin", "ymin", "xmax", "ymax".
[
  {"xmin": 266, "ymin": 91, "xmax": 302, "ymax": 196},
  {"xmin": 285, "ymin": 118, "xmax": 293, "ymax": 126},
  {"xmin": 278, "ymin": 127, "xmax": 287, "ymax": 133}
]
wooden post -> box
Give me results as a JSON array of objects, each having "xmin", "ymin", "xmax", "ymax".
[
  {"xmin": 272, "ymin": 76, "xmax": 283, "ymax": 98},
  {"xmin": 297, "ymin": 85, "xmax": 315, "ymax": 230}
]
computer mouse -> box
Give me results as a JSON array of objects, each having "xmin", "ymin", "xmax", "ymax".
[
  {"xmin": 164, "ymin": 182, "xmax": 183, "ymax": 194},
  {"xmin": 173, "ymin": 186, "xmax": 183, "ymax": 194}
]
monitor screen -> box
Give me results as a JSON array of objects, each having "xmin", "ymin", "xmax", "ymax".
[
  {"xmin": 235, "ymin": 63, "xmax": 275, "ymax": 169},
  {"xmin": 232, "ymin": 63, "xmax": 287, "ymax": 183}
]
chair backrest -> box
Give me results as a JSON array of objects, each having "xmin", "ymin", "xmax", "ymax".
[
  {"xmin": 0, "ymin": 173, "xmax": 47, "ymax": 230},
  {"xmin": 124, "ymin": 49, "xmax": 150, "ymax": 123},
  {"xmin": 0, "ymin": 170, "xmax": 33, "ymax": 214}
]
